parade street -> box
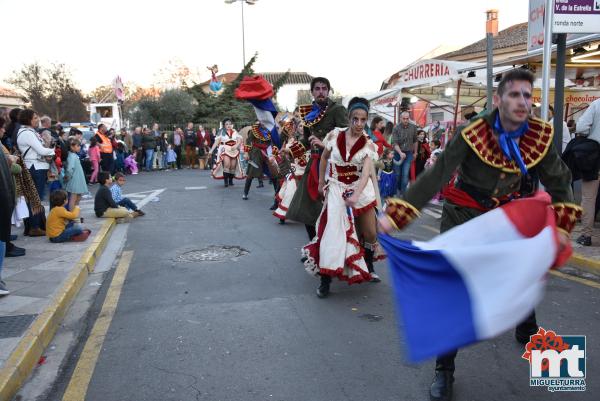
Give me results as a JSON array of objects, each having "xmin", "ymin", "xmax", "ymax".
[{"xmin": 24, "ymin": 170, "xmax": 599, "ymax": 401}]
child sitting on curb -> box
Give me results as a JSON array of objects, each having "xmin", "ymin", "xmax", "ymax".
[
  {"xmin": 110, "ymin": 172, "xmax": 145, "ymax": 217},
  {"xmin": 47, "ymin": 189, "xmax": 91, "ymax": 243},
  {"xmin": 94, "ymin": 172, "xmax": 134, "ymax": 223}
]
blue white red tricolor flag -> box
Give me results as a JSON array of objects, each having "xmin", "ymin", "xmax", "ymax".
[
  {"xmin": 234, "ymin": 75, "xmax": 281, "ymax": 148},
  {"xmin": 379, "ymin": 192, "xmax": 571, "ymax": 362}
]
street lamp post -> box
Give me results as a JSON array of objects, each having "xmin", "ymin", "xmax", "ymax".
[{"xmin": 225, "ymin": 0, "xmax": 258, "ymax": 67}]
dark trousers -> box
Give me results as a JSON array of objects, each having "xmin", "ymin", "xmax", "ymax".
[
  {"xmin": 435, "ymin": 310, "xmax": 537, "ymax": 372},
  {"xmin": 100, "ymin": 153, "xmax": 115, "ymax": 174},
  {"xmin": 174, "ymin": 145, "xmax": 182, "ymax": 169},
  {"xmin": 25, "ymin": 165, "xmax": 48, "ymax": 229},
  {"xmin": 118, "ymin": 198, "xmax": 138, "ymax": 211}
]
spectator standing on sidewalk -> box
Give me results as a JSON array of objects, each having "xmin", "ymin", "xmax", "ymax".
[
  {"xmin": 0, "ymin": 150, "xmax": 16, "ymax": 295},
  {"xmin": 63, "ymin": 138, "xmax": 88, "ymax": 211},
  {"xmin": 17, "ymin": 109, "xmax": 55, "ymax": 237},
  {"xmin": 132, "ymin": 126, "xmax": 143, "ymax": 166},
  {"xmin": 184, "ymin": 122, "xmax": 197, "ymax": 168},
  {"xmin": 94, "ymin": 124, "xmax": 114, "ymax": 174},
  {"xmin": 196, "ymin": 124, "xmax": 211, "ymax": 169},
  {"xmin": 141, "ymin": 127, "xmax": 156, "ymax": 172},
  {"xmin": 173, "ymin": 127, "xmax": 183, "ymax": 169},
  {"xmin": 575, "ymin": 97, "xmax": 600, "ymax": 246},
  {"xmin": 391, "ymin": 111, "xmax": 418, "ymax": 195},
  {"xmin": 122, "ymin": 128, "xmax": 133, "ymax": 153}
]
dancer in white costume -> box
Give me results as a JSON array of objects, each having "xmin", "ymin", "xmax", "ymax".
[
  {"xmin": 302, "ymin": 97, "xmax": 385, "ymax": 298},
  {"xmin": 210, "ymin": 118, "xmax": 245, "ymax": 186}
]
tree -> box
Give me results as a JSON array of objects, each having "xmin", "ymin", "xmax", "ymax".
[
  {"xmin": 125, "ymin": 89, "xmax": 196, "ymax": 127},
  {"xmin": 189, "ymin": 53, "xmax": 258, "ymax": 126},
  {"xmin": 7, "ymin": 62, "xmax": 88, "ymax": 121}
]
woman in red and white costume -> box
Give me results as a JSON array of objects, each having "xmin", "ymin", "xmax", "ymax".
[
  {"xmin": 210, "ymin": 118, "xmax": 245, "ymax": 186},
  {"xmin": 302, "ymin": 97, "xmax": 384, "ymax": 298},
  {"xmin": 273, "ymin": 121, "xmax": 309, "ymax": 223}
]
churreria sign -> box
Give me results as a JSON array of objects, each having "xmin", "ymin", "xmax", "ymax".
[{"xmin": 522, "ymin": 327, "xmax": 586, "ymax": 392}]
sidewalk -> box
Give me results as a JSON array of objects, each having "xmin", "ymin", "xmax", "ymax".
[
  {"xmin": 570, "ymin": 222, "xmax": 600, "ymax": 275},
  {"xmin": 0, "ymin": 199, "xmax": 116, "ymax": 401}
]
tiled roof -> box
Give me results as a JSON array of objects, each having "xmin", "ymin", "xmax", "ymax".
[
  {"xmin": 0, "ymin": 86, "xmax": 24, "ymax": 98},
  {"xmin": 438, "ymin": 22, "xmax": 528, "ymax": 59}
]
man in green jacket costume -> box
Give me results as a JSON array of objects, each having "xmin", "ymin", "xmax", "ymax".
[
  {"xmin": 286, "ymin": 77, "xmax": 348, "ymax": 240},
  {"xmin": 379, "ymin": 69, "xmax": 582, "ymax": 401}
]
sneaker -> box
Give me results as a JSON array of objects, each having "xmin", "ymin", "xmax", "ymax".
[
  {"xmin": 576, "ymin": 235, "xmax": 592, "ymax": 247},
  {"xmin": 370, "ymin": 273, "xmax": 381, "ymax": 283},
  {"xmin": 136, "ymin": 210, "xmax": 146, "ymax": 216},
  {"xmin": 242, "ymin": 194, "xmax": 248, "ymax": 200},
  {"xmin": 0, "ymin": 281, "xmax": 9, "ymax": 296},
  {"xmin": 115, "ymin": 215, "xmax": 134, "ymax": 224}
]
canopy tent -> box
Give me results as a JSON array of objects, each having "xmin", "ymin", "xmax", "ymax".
[{"xmin": 346, "ymin": 59, "xmax": 518, "ymax": 125}]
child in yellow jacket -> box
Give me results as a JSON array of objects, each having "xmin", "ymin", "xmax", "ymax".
[{"xmin": 47, "ymin": 190, "xmax": 91, "ymax": 243}]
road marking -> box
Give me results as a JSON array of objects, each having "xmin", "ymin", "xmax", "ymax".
[
  {"xmin": 423, "ymin": 208, "xmax": 442, "ymax": 219},
  {"xmin": 134, "ymin": 188, "xmax": 165, "ymax": 209},
  {"xmin": 185, "ymin": 186, "xmax": 208, "ymax": 190},
  {"xmin": 62, "ymin": 251, "xmax": 134, "ymax": 401},
  {"xmin": 550, "ymin": 270, "xmax": 600, "ymax": 290}
]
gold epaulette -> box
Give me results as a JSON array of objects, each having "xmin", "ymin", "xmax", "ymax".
[
  {"xmin": 552, "ymin": 202, "xmax": 583, "ymax": 234},
  {"xmin": 384, "ymin": 198, "xmax": 420, "ymax": 230},
  {"xmin": 461, "ymin": 116, "xmax": 553, "ymax": 173}
]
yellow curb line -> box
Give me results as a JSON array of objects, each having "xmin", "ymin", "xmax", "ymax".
[
  {"xmin": 568, "ymin": 252, "xmax": 600, "ymax": 276},
  {"xmin": 0, "ymin": 218, "xmax": 116, "ymax": 401}
]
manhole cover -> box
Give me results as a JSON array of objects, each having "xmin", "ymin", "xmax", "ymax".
[
  {"xmin": 0, "ymin": 314, "xmax": 37, "ymax": 339},
  {"xmin": 176, "ymin": 246, "xmax": 249, "ymax": 263}
]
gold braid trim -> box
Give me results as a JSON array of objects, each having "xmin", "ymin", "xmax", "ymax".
[
  {"xmin": 384, "ymin": 198, "xmax": 421, "ymax": 230},
  {"xmin": 552, "ymin": 202, "xmax": 582, "ymax": 234},
  {"xmin": 460, "ymin": 116, "xmax": 553, "ymax": 173},
  {"xmin": 298, "ymin": 103, "xmax": 329, "ymax": 128}
]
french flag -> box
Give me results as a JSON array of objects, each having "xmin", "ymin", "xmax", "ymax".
[
  {"xmin": 379, "ymin": 193, "xmax": 571, "ymax": 362},
  {"xmin": 235, "ymin": 75, "xmax": 281, "ymax": 148}
]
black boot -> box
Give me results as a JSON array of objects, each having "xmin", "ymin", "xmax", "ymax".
[
  {"xmin": 243, "ymin": 178, "xmax": 252, "ymax": 200},
  {"xmin": 515, "ymin": 310, "xmax": 538, "ymax": 344},
  {"xmin": 224, "ymin": 173, "xmax": 229, "ymax": 187},
  {"xmin": 316, "ymin": 275, "xmax": 331, "ymax": 298},
  {"xmin": 269, "ymin": 200, "xmax": 278, "ymax": 210},
  {"xmin": 257, "ymin": 179, "xmax": 264, "ymax": 188},
  {"xmin": 228, "ymin": 174, "xmax": 234, "ymax": 186},
  {"xmin": 364, "ymin": 248, "xmax": 380, "ymax": 282},
  {"xmin": 429, "ymin": 370, "xmax": 454, "ymax": 401}
]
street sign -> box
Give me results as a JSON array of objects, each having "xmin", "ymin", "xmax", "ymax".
[
  {"xmin": 528, "ymin": 0, "xmax": 592, "ymax": 52},
  {"xmin": 553, "ymin": 0, "xmax": 600, "ymax": 33}
]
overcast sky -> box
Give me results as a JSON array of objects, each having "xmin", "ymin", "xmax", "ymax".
[{"xmin": 0, "ymin": 0, "xmax": 528, "ymax": 96}]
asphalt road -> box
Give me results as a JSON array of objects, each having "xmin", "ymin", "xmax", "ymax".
[{"xmin": 47, "ymin": 169, "xmax": 599, "ymax": 401}]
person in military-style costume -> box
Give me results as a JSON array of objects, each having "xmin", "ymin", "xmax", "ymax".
[
  {"xmin": 242, "ymin": 122, "xmax": 279, "ymax": 201},
  {"xmin": 378, "ymin": 69, "xmax": 582, "ymax": 401},
  {"xmin": 286, "ymin": 77, "xmax": 348, "ymax": 240}
]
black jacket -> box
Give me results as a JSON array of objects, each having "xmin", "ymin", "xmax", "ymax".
[
  {"xmin": 94, "ymin": 185, "xmax": 118, "ymax": 217},
  {"xmin": 562, "ymin": 136, "xmax": 600, "ymax": 181},
  {"xmin": 0, "ymin": 152, "xmax": 16, "ymax": 242}
]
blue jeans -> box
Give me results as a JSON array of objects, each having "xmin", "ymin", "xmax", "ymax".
[
  {"xmin": 394, "ymin": 151, "xmax": 414, "ymax": 195},
  {"xmin": 145, "ymin": 149, "xmax": 154, "ymax": 171},
  {"xmin": 49, "ymin": 221, "xmax": 83, "ymax": 243},
  {"xmin": 0, "ymin": 241, "xmax": 5, "ymax": 279},
  {"xmin": 118, "ymin": 198, "xmax": 138, "ymax": 211},
  {"xmin": 27, "ymin": 165, "xmax": 48, "ymax": 229}
]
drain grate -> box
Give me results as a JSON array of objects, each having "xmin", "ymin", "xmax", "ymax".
[
  {"xmin": 0, "ymin": 314, "xmax": 38, "ymax": 339},
  {"xmin": 176, "ymin": 246, "xmax": 249, "ymax": 263}
]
